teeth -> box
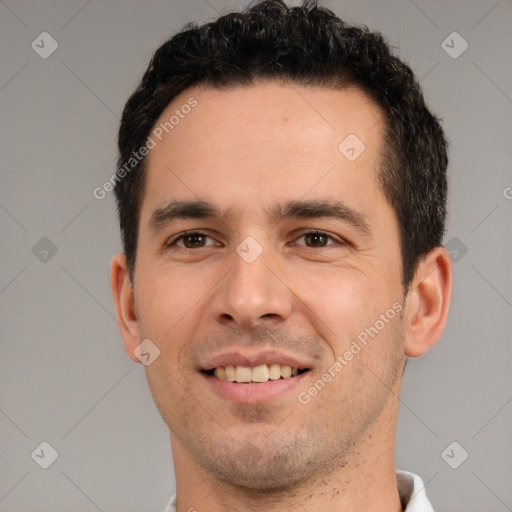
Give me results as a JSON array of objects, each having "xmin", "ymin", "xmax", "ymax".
[
  {"xmin": 211, "ymin": 364, "xmax": 303, "ymax": 383},
  {"xmin": 251, "ymin": 364, "xmax": 269, "ymax": 383},
  {"xmin": 280, "ymin": 365, "xmax": 292, "ymax": 379},
  {"xmin": 214, "ymin": 366, "xmax": 226, "ymax": 380},
  {"xmin": 268, "ymin": 363, "xmax": 281, "ymax": 380},
  {"xmin": 235, "ymin": 365, "xmax": 252, "ymax": 383},
  {"xmin": 225, "ymin": 365, "xmax": 236, "ymax": 382}
]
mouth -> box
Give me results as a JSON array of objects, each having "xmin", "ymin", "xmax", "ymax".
[
  {"xmin": 203, "ymin": 364, "xmax": 310, "ymax": 383},
  {"xmin": 199, "ymin": 350, "xmax": 314, "ymax": 403}
]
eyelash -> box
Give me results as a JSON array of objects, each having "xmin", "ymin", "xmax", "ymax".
[{"xmin": 166, "ymin": 230, "xmax": 345, "ymax": 249}]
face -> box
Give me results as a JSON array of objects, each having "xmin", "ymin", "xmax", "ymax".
[{"xmin": 128, "ymin": 82, "xmax": 407, "ymax": 489}]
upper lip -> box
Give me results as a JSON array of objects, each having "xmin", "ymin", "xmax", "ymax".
[{"xmin": 201, "ymin": 349, "xmax": 312, "ymax": 371}]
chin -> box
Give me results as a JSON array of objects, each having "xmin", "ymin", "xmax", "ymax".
[
  {"xmin": 190, "ymin": 432, "xmax": 344, "ymax": 493},
  {"xmin": 204, "ymin": 457, "xmax": 311, "ymax": 493}
]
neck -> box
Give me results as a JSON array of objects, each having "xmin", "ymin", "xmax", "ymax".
[{"xmin": 170, "ymin": 400, "xmax": 402, "ymax": 512}]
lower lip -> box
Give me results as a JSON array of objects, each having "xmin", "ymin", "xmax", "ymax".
[{"xmin": 201, "ymin": 371, "xmax": 310, "ymax": 404}]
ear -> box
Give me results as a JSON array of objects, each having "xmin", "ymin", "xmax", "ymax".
[
  {"xmin": 110, "ymin": 253, "xmax": 141, "ymax": 363},
  {"xmin": 403, "ymin": 246, "xmax": 452, "ymax": 358}
]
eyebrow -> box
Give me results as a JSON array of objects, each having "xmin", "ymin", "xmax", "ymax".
[
  {"xmin": 269, "ymin": 199, "xmax": 371, "ymax": 236},
  {"xmin": 148, "ymin": 199, "xmax": 371, "ymax": 237}
]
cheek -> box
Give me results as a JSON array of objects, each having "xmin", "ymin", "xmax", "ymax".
[
  {"xmin": 134, "ymin": 263, "xmax": 213, "ymax": 360},
  {"xmin": 289, "ymin": 263, "xmax": 390, "ymax": 350}
]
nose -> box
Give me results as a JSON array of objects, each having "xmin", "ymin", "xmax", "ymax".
[{"xmin": 210, "ymin": 244, "xmax": 293, "ymax": 330}]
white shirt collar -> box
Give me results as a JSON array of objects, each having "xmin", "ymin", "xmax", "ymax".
[{"xmin": 162, "ymin": 470, "xmax": 434, "ymax": 511}]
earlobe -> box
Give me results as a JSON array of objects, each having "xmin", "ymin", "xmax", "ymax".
[
  {"xmin": 110, "ymin": 253, "xmax": 141, "ymax": 363},
  {"xmin": 403, "ymin": 247, "xmax": 452, "ymax": 358}
]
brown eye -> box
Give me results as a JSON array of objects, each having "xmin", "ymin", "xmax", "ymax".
[
  {"xmin": 295, "ymin": 231, "xmax": 337, "ymax": 248},
  {"xmin": 303, "ymin": 232, "xmax": 330, "ymax": 247},
  {"xmin": 168, "ymin": 231, "xmax": 217, "ymax": 249},
  {"xmin": 182, "ymin": 233, "xmax": 206, "ymax": 248}
]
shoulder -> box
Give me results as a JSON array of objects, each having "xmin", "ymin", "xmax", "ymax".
[{"xmin": 397, "ymin": 469, "xmax": 435, "ymax": 512}]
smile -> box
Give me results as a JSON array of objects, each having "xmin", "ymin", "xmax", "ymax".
[{"xmin": 205, "ymin": 364, "xmax": 310, "ymax": 383}]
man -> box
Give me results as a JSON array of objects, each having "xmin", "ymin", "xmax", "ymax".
[{"xmin": 110, "ymin": 1, "xmax": 452, "ymax": 510}]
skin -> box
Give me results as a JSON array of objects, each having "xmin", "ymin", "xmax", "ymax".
[{"xmin": 111, "ymin": 81, "xmax": 452, "ymax": 512}]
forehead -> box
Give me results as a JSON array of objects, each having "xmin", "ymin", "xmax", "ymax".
[{"xmin": 141, "ymin": 81, "xmax": 387, "ymax": 226}]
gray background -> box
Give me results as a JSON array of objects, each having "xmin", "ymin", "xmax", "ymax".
[{"xmin": 1, "ymin": 0, "xmax": 511, "ymax": 510}]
